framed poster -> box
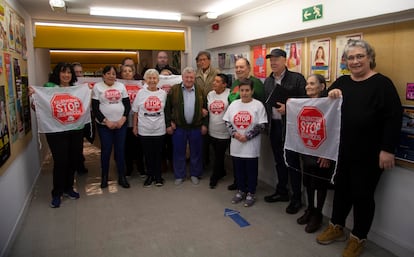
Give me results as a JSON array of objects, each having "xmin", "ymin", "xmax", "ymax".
[
  {"xmin": 396, "ymin": 105, "xmax": 414, "ymax": 163},
  {"xmin": 310, "ymin": 38, "xmax": 331, "ymax": 81}
]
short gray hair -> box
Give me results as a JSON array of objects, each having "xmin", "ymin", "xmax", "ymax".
[
  {"xmin": 344, "ymin": 39, "xmax": 376, "ymax": 69},
  {"xmin": 143, "ymin": 68, "xmax": 159, "ymax": 80},
  {"xmin": 182, "ymin": 66, "xmax": 195, "ymax": 75}
]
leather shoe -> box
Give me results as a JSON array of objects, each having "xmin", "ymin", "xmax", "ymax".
[
  {"xmin": 118, "ymin": 176, "xmax": 130, "ymax": 188},
  {"xmin": 264, "ymin": 192, "xmax": 289, "ymax": 203},
  {"xmin": 227, "ymin": 183, "xmax": 237, "ymax": 191},
  {"xmin": 286, "ymin": 200, "xmax": 302, "ymax": 214}
]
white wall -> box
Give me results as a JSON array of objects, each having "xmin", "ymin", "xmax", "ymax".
[
  {"xmin": 203, "ymin": 1, "xmax": 414, "ymax": 256},
  {"xmin": 0, "ymin": 1, "xmax": 41, "ymax": 257}
]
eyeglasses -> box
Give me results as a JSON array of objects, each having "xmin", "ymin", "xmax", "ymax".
[{"xmin": 346, "ymin": 54, "xmax": 366, "ymax": 61}]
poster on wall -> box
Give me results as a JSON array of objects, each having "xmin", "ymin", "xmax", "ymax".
[
  {"xmin": 253, "ymin": 44, "xmax": 266, "ymax": 79},
  {"xmin": 396, "ymin": 105, "xmax": 414, "ymax": 163},
  {"xmin": 285, "ymin": 42, "xmax": 302, "ymax": 73},
  {"xmin": 0, "ymin": 85, "xmax": 10, "ymax": 167},
  {"xmin": 310, "ymin": 38, "xmax": 331, "ymax": 81},
  {"xmin": 335, "ymin": 33, "xmax": 363, "ymax": 79}
]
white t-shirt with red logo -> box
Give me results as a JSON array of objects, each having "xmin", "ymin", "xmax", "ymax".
[
  {"xmin": 223, "ymin": 99, "xmax": 267, "ymax": 158},
  {"xmin": 92, "ymin": 81, "xmax": 129, "ymax": 122},
  {"xmin": 131, "ymin": 88, "xmax": 167, "ymax": 136},
  {"xmin": 207, "ymin": 88, "xmax": 230, "ymax": 139}
]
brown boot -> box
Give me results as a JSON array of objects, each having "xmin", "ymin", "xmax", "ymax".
[{"xmin": 305, "ymin": 210, "xmax": 323, "ymax": 233}]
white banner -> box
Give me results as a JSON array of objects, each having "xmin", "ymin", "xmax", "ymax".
[
  {"xmin": 284, "ymin": 97, "xmax": 342, "ymax": 162},
  {"xmin": 158, "ymin": 75, "xmax": 182, "ymax": 93},
  {"xmin": 32, "ymin": 84, "xmax": 92, "ymax": 133}
]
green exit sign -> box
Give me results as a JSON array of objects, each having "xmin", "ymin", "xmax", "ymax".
[{"xmin": 302, "ymin": 4, "xmax": 323, "ymax": 22}]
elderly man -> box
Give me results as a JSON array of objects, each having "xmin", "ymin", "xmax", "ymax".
[
  {"xmin": 165, "ymin": 67, "xmax": 208, "ymax": 185},
  {"xmin": 263, "ymin": 48, "xmax": 307, "ymax": 215},
  {"xmin": 227, "ymin": 57, "xmax": 265, "ymax": 190},
  {"xmin": 155, "ymin": 51, "xmax": 180, "ymax": 75}
]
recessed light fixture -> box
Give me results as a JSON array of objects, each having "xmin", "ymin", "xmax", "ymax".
[
  {"xmin": 90, "ymin": 7, "xmax": 182, "ymax": 21},
  {"xmin": 49, "ymin": 0, "xmax": 65, "ymax": 10}
]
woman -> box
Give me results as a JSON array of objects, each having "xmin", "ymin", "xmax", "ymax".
[
  {"xmin": 120, "ymin": 64, "xmax": 146, "ymax": 178},
  {"xmin": 223, "ymin": 78, "xmax": 267, "ymax": 207},
  {"xmin": 132, "ymin": 69, "xmax": 167, "ymax": 187},
  {"xmin": 296, "ymin": 74, "xmax": 334, "ymax": 233},
  {"xmin": 207, "ymin": 74, "xmax": 231, "ymax": 189},
  {"xmin": 314, "ymin": 46, "xmax": 326, "ymax": 66},
  {"xmin": 92, "ymin": 65, "xmax": 131, "ymax": 189},
  {"xmin": 287, "ymin": 43, "xmax": 300, "ymax": 69},
  {"xmin": 44, "ymin": 62, "xmax": 83, "ymax": 208},
  {"xmin": 316, "ymin": 40, "xmax": 402, "ymax": 257}
]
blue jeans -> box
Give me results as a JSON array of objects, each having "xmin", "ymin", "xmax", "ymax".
[
  {"xmin": 172, "ymin": 127, "xmax": 203, "ymax": 179},
  {"xmin": 97, "ymin": 123, "xmax": 127, "ymax": 177}
]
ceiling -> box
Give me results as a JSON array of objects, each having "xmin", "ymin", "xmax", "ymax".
[{"xmin": 17, "ymin": 0, "xmax": 277, "ymax": 27}]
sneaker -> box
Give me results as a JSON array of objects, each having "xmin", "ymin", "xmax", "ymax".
[
  {"xmin": 297, "ymin": 208, "xmax": 313, "ymax": 225},
  {"xmin": 190, "ymin": 176, "xmax": 199, "ymax": 185},
  {"xmin": 174, "ymin": 178, "xmax": 183, "ymax": 185},
  {"xmin": 231, "ymin": 191, "xmax": 245, "ymax": 204},
  {"xmin": 316, "ymin": 222, "xmax": 347, "ymax": 245},
  {"xmin": 144, "ymin": 176, "xmax": 154, "ymax": 187},
  {"xmin": 50, "ymin": 196, "xmax": 61, "ymax": 208},
  {"xmin": 155, "ymin": 178, "xmax": 164, "ymax": 187},
  {"xmin": 244, "ymin": 193, "xmax": 256, "ymax": 207},
  {"xmin": 63, "ymin": 190, "xmax": 80, "ymax": 200},
  {"xmin": 342, "ymin": 234, "xmax": 366, "ymax": 257}
]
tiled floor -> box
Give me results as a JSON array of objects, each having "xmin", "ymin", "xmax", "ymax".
[{"xmin": 8, "ymin": 142, "xmax": 395, "ymax": 257}]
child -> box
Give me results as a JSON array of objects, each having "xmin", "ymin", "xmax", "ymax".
[{"xmin": 223, "ymin": 78, "xmax": 267, "ymax": 207}]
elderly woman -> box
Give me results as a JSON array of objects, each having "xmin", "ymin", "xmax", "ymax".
[
  {"xmin": 132, "ymin": 69, "xmax": 167, "ymax": 187},
  {"xmin": 296, "ymin": 74, "xmax": 334, "ymax": 233},
  {"xmin": 92, "ymin": 65, "xmax": 131, "ymax": 189},
  {"xmin": 207, "ymin": 73, "xmax": 230, "ymax": 189},
  {"xmin": 316, "ymin": 40, "xmax": 402, "ymax": 257}
]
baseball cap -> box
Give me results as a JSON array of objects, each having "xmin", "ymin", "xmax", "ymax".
[{"xmin": 266, "ymin": 49, "xmax": 287, "ymax": 58}]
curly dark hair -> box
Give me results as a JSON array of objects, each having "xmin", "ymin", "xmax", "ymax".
[{"xmin": 48, "ymin": 62, "xmax": 77, "ymax": 85}]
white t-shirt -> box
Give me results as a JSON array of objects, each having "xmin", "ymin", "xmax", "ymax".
[
  {"xmin": 131, "ymin": 87, "xmax": 167, "ymax": 136},
  {"xmin": 223, "ymin": 99, "xmax": 268, "ymax": 158},
  {"xmin": 92, "ymin": 81, "xmax": 129, "ymax": 122},
  {"xmin": 207, "ymin": 88, "xmax": 230, "ymax": 139}
]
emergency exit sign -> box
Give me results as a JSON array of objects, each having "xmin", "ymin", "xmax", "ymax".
[{"xmin": 302, "ymin": 4, "xmax": 323, "ymax": 22}]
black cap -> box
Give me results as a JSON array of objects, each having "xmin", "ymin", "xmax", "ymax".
[{"xmin": 266, "ymin": 49, "xmax": 287, "ymax": 58}]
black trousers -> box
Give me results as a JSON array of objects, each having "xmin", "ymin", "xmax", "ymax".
[
  {"xmin": 140, "ymin": 135, "xmax": 164, "ymax": 180},
  {"xmin": 331, "ymin": 161, "xmax": 382, "ymax": 239},
  {"xmin": 209, "ymin": 136, "xmax": 230, "ymax": 181},
  {"xmin": 46, "ymin": 129, "xmax": 83, "ymax": 197}
]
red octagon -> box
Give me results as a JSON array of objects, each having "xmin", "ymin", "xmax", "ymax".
[
  {"xmin": 297, "ymin": 106, "xmax": 326, "ymax": 149},
  {"xmin": 50, "ymin": 93, "xmax": 84, "ymax": 124}
]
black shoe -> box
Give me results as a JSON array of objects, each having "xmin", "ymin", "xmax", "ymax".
[
  {"xmin": 144, "ymin": 176, "xmax": 154, "ymax": 187},
  {"xmin": 118, "ymin": 176, "xmax": 130, "ymax": 188},
  {"xmin": 155, "ymin": 178, "xmax": 164, "ymax": 187},
  {"xmin": 100, "ymin": 174, "xmax": 108, "ymax": 188},
  {"xmin": 286, "ymin": 201, "xmax": 302, "ymax": 214},
  {"xmin": 227, "ymin": 183, "xmax": 237, "ymax": 191},
  {"xmin": 305, "ymin": 211, "xmax": 323, "ymax": 233},
  {"xmin": 297, "ymin": 208, "xmax": 313, "ymax": 225},
  {"xmin": 209, "ymin": 180, "xmax": 217, "ymax": 189},
  {"xmin": 264, "ymin": 192, "xmax": 290, "ymax": 203}
]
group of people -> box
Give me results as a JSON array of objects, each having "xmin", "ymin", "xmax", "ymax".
[{"xmin": 37, "ymin": 40, "xmax": 401, "ymax": 257}]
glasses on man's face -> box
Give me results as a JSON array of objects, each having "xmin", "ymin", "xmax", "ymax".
[{"xmin": 346, "ymin": 54, "xmax": 366, "ymax": 61}]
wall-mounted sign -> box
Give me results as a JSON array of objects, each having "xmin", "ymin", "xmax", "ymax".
[{"xmin": 302, "ymin": 4, "xmax": 323, "ymax": 22}]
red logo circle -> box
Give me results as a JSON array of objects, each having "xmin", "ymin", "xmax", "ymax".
[
  {"xmin": 50, "ymin": 93, "xmax": 84, "ymax": 124},
  {"xmin": 144, "ymin": 96, "xmax": 161, "ymax": 112},
  {"xmin": 297, "ymin": 106, "xmax": 326, "ymax": 149},
  {"xmin": 233, "ymin": 111, "xmax": 252, "ymax": 129},
  {"xmin": 209, "ymin": 100, "xmax": 225, "ymax": 114}
]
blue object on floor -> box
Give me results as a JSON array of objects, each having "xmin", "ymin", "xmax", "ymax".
[{"xmin": 224, "ymin": 208, "xmax": 250, "ymax": 227}]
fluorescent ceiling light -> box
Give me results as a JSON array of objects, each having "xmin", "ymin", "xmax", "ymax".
[
  {"xmin": 50, "ymin": 50, "xmax": 138, "ymax": 54},
  {"xmin": 49, "ymin": 0, "xmax": 65, "ymax": 8},
  {"xmin": 90, "ymin": 7, "xmax": 181, "ymax": 21},
  {"xmin": 206, "ymin": 12, "xmax": 218, "ymax": 19},
  {"xmin": 207, "ymin": 0, "xmax": 253, "ymax": 16},
  {"xmin": 35, "ymin": 22, "xmax": 185, "ymax": 33}
]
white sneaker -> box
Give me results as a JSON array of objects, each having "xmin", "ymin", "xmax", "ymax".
[
  {"xmin": 190, "ymin": 176, "xmax": 199, "ymax": 185},
  {"xmin": 174, "ymin": 178, "xmax": 183, "ymax": 185}
]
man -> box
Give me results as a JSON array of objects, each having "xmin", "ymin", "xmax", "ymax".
[
  {"xmin": 263, "ymin": 48, "xmax": 307, "ymax": 214},
  {"xmin": 72, "ymin": 62, "xmax": 84, "ymax": 78},
  {"xmin": 118, "ymin": 57, "xmax": 143, "ymax": 80},
  {"xmin": 195, "ymin": 51, "xmax": 220, "ymax": 167},
  {"xmin": 155, "ymin": 51, "xmax": 180, "ymax": 75},
  {"xmin": 165, "ymin": 67, "xmax": 208, "ymax": 185},
  {"xmin": 227, "ymin": 57, "xmax": 265, "ymax": 190}
]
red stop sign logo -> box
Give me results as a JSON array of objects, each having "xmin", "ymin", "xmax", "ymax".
[
  {"xmin": 51, "ymin": 93, "xmax": 84, "ymax": 124},
  {"xmin": 297, "ymin": 106, "xmax": 326, "ymax": 149}
]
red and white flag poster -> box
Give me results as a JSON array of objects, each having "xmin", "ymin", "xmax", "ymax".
[
  {"xmin": 32, "ymin": 85, "xmax": 92, "ymax": 133},
  {"xmin": 253, "ymin": 44, "xmax": 266, "ymax": 79},
  {"xmin": 284, "ymin": 97, "xmax": 342, "ymax": 162}
]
